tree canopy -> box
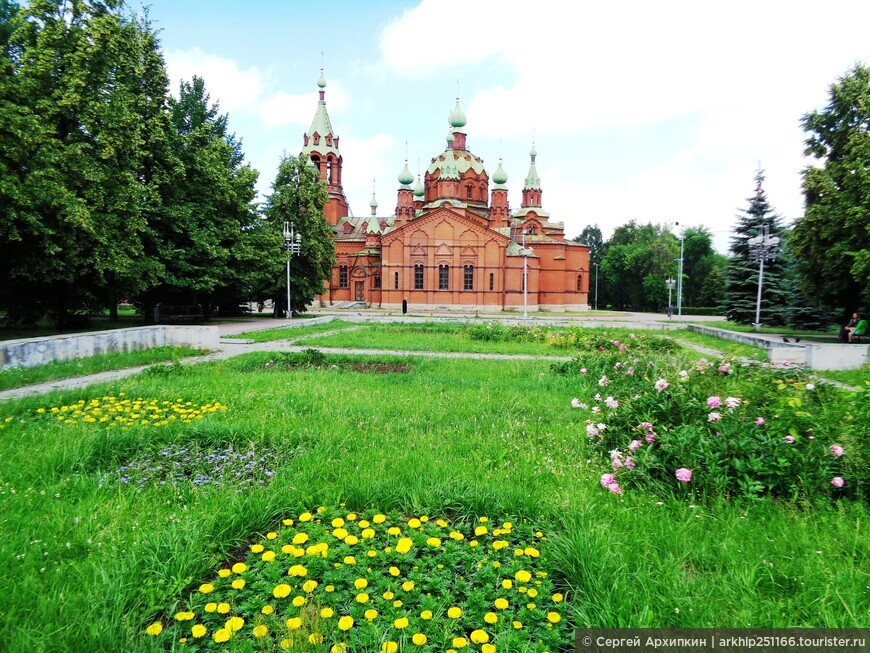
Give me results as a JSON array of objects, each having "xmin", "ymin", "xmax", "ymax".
[{"xmin": 791, "ymin": 64, "xmax": 870, "ymax": 315}]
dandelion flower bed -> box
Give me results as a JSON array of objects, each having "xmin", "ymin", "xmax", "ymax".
[
  {"xmin": 146, "ymin": 506, "xmax": 567, "ymax": 652},
  {"xmin": 32, "ymin": 393, "xmax": 227, "ymax": 428}
]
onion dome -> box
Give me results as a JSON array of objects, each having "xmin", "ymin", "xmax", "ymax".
[
  {"xmin": 414, "ymin": 174, "xmax": 425, "ymax": 198},
  {"xmin": 398, "ymin": 159, "xmax": 414, "ymax": 187},
  {"xmin": 446, "ymin": 130, "xmax": 455, "ymax": 145},
  {"xmin": 317, "ymin": 69, "xmax": 327, "ymax": 89},
  {"xmin": 492, "ymin": 157, "xmax": 508, "ymax": 186},
  {"xmin": 449, "ymin": 97, "xmax": 466, "ymax": 128}
]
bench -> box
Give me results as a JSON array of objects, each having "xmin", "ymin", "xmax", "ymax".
[{"xmin": 154, "ymin": 304, "xmax": 204, "ymax": 324}]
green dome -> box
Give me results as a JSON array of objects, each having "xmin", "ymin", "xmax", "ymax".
[
  {"xmin": 397, "ymin": 160, "xmax": 414, "ymax": 186},
  {"xmin": 449, "ymin": 98, "xmax": 466, "ymax": 128},
  {"xmin": 413, "ymin": 174, "xmax": 424, "ymax": 198},
  {"xmin": 446, "ymin": 130, "xmax": 455, "ymax": 144},
  {"xmin": 492, "ymin": 158, "xmax": 508, "ymax": 185},
  {"xmin": 317, "ymin": 70, "xmax": 327, "ymax": 89}
]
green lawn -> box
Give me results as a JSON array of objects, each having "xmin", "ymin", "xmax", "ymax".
[
  {"xmin": 228, "ymin": 319, "xmax": 354, "ymax": 342},
  {"xmin": 669, "ymin": 329, "xmax": 767, "ymax": 360},
  {"xmin": 0, "ymin": 342, "xmax": 865, "ymax": 651},
  {"xmin": 0, "ymin": 346, "xmax": 206, "ymax": 391}
]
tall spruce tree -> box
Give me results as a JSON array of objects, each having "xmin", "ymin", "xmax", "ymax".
[{"xmin": 723, "ymin": 170, "xmax": 789, "ymax": 325}]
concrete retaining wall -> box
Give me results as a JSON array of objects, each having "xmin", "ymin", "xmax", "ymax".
[
  {"xmin": 687, "ymin": 324, "xmax": 869, "ymax": 370},
  {"xmin": 0, "ymin": 326, "xmax": 219, "ymax": 370}
]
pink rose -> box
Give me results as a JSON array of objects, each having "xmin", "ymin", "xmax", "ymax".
[
  {"xmin": 830, "ymin": 445, "xmax": 844, "ymax": 458},
  {"xmin": 707, "ymin": 396, "xmax": 721, "ymax": 409},
  {"xmin": 783, "ymin": 435, "xmax": 795, "ymax": 444},
  {"xmin": 755, "ymin": 417, "xmax": 765, "ymax": 426},
  {"xmin": 831, "ymin": 477, "xmax": 845, "ymax": 488},
  {"xmin": 600, "ymin": 473, "xmax": 616, "ymax": 488},
  {"xmin": 675, "ymin": 468, "xmax": 692, "ymax": 483}
]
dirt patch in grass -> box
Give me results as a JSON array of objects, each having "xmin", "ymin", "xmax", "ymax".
[{"xmin": 348, "ymin": 362, "xmax": 412, "ymax": 374}]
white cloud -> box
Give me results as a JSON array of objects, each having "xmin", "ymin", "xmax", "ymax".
[
  {"xmin": 165, "ymin": 48, "xmax": 263, "ymax": 113},
  {"xmin": 338, "ymin": 133, "xmax": 398, "ymax": 217},
  {"xmin": 258, "ymin": 79, "xmax": 352, "ymax": 128}
]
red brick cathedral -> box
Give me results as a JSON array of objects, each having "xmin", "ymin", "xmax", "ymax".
[{"xmin": 303, "ymin": 71, "xmax": 591, "ymax": 312}]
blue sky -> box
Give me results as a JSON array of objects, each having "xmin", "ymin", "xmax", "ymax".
[{"xmin": 141, "ymin": 0, "xmax": 870, "ymax": 253}]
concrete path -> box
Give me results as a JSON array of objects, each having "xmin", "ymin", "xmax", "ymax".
[{"xmin": 0, "ymin": 310, "xmax": 731, "ymax": 403}]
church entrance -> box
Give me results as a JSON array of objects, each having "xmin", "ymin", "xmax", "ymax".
[{"xmin": 355, "ymin": 281, "xmax": 365, "ymax": 302}]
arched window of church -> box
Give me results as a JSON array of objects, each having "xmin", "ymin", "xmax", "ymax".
[
  {"xmin": 311, "ymin": 156, "xmax": 321, "ymax": 172},
  {"xmin": 339, "ymin": 266, "xmax": 348, "ymax": 288},
  {"xmin": 394, "ymin": 272, "xmax": 399, "ymax": 290},
  {"xmin": 577, "ymin": 274, "xmax": 583, "ymax": 292},
  {"xmin": 439, "ymin": 264, "xmax": 449, "ymax": 290},
  {"xmin": 466, "ymin": 185, "xmax": 473, "ymax": 200},
  {"xmin": 373, "ymin": 275, "xmax": 381, "ymax": 290},
  {"xmin": 489, "ymin": 273, "xmax": 494, "ymax": 291},
  {"xmin": 527, "ymin": 225, "xmax": 536, "ymax": 235},
  {"xmin": 313, "ymin": 133, "xmax": 320, "ymax": 145},
  {"xmin": 414, "ymin": 264, "xmax": 424, "ymax": 290},
  {"xmin": 464, "ymin": 265, "xmax": 474, "ymax": 291},
  {"xmin": 327, "ymin": 160, "xmax": 333, "ymax": 184}
]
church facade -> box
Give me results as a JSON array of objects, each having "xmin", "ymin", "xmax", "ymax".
[{"xmin": 302, "ymin": 72, "xmax": 591, "ymax": 312}]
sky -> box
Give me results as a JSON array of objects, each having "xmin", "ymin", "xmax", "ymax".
[{"xmin": 141, "ymin": 0, "xmax": 870, "ymax": 253}]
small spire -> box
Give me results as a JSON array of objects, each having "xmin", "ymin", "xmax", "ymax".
[
  {"xmin": 369, "ymin": 178, "xmax": 380, "ymax": 224},
  {"xmin": 524, "ymin": 140, "xmax": 541, "ymax": 190}
]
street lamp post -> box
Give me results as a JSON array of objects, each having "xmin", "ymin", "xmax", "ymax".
[
  {"xmin": 665, "ymin": 276, "xmax": 675, "ymax": 319},
  {"xmin": 675, "ymin": 222, "xmax": 685, "ymax": 320},
  {"xmin": 748, "ymin": 225, "xmax": 780, "ymax": 333},
  {"xmin": 283, "ymin": 221, "xmax": 302, "ymax": 318},
  {"xmin": 593, "ymin": 262, "xmax": 599, "ymax": 311}
]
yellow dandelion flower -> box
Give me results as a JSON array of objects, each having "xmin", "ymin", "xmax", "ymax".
[
  {"xmin": 383, "ymin": 590, "xmax": 395, "ymax": 600},
  {"xmin": 513, "ymin": 620, "xmax": 523, "ymax": 629},
  {"xmin": 484, "ymin": 612, "xmax": 498, "ymax": 624},
  {"xmin": 225, "ymin": 617, "xmax": 244, "ymax": 633},
  {"xmin": 381, "ymin": 642, "xmax": 398, "ymax": 653},
  {"xmin": 426, "ymin": 537, "xmax": 441, "ymax": 547},
  {"xmin": 475, "ymin": 526, "xmax": 488, "ymax": 536},
  {"xmin": 452, "ymin": 636, "xmax": 469, "ymax": 648},
  {"xmin": 145, "ymin": 622, "xmax": 163, "ymax": 636},
  {"xmin": 302, "ymin": 579, "xmax": 318, "ymax": 593},
  {"xmin": 333, "ymin": 528, "xmax": 348, "ymax": 539},
  {"xmin": 345, "ymin": 534, "xmax": 359, "ymax": 546},
  {"xmin": 331, "ymin": 644, "xmax": 348, "ymax": 653},
  {"xmin": 373, "ymin": 514, "xmax": 387, "ymax": 524},
  {"xmin": 389, "ymin": 566, "xmax": 400, "ymax": 577},
  {"xmin": 393, "ymin": 600, "xmax": 403, "ymax": 607},
  {"xmin": 515, "ymin": 570, "xmax": 532, "ymax": 583},
  {"xmin": 436, "ymin": 519, "xmax": 448, "ymax": 527},
  {"xmin": 266, "ymin": 532, "xmax": 278, "ymax": 540},
  {"xmin": 408, "ymin": 518, "xmax": 421, "ymax": 528},
  {"xmin": 356, "ymin": 593, "xmax": 369, "ymax": 603},
  {"xmin": 447, "ymin": 606, "xmax": 462, "ymax": 618},
  {"xmin": 213, "ymin": 628, "xmax": 231, "ymax": 643},
  {"xmin": 343, "ymin": 556, "xmax": 357, "ymax": 565},
  {"xmin": 218, "ymin": 568, "xmax": 231, "ymax": 578},
  {"xmin": 354, "ymin": 578, "xmax": 369, "ymax": 590},
  {"xmin": 272, "ymin": 584, "xmax": 291, "ymax": 599},
  {"xmin": 261, "ymin": 605, "xmax": 274, "ymax": 615},
  {"xmin": 253, "ymin": 624, "xmax": 268, "ymax": 638},
  {"xmin": 552, "ymin": 592, "xmax": 564, "ymax": 602},
  {"xmin": 250, "ymin": 544, "xmax": 264, "ymax": 553},
  {"xmin": 321, "ymin": 607, "xmax": 334, "ymax": 619},
  {"xmin": 547, "ymin": 611, "xmax": 561, "ymax": 623},
  {"xmin": 262, "ymin": 551, "xmax": 276, "ymax": 562},
  {"xmin": 286, "ymin": 617, "xmax": 302, "ymax": 630},
  {"xmin": 346, "ymin": 512, "xmax": 357, "ymax": 521},
  {"xmin": 332, "ymin": 517, "xmax": 345, "ymax": 528},
  {"xmin": 479, "ymin": 516, "xmax": 489, "ymax": 523},
  {"xmin": 387, "ymin": 526, "xmax": 401, "ymax": 536},
  {"xmin": 402, "ymin": 580, "xmax": 415, "ymax": 591},
  {"xmin": 292, "ymin": 532, "xmax": 309, "ymax": 545},
  {"xmin": 282, "ymin": 518, "xmax": 294, "ymax": 526},
  {"xmin": 470, "ymin": 629, "xmax": 490, "ymax": 644},
  {"xmin": 299, "ymin": 512, "xmax": 313, "ymax": 522},
  {"xmin": 199, "ymin": 583, "xmax": 214, "ymax": 594},
  {"xmin": 469, "ymin": 540, "xmax": 479, "ymax": 548},
  {"xmin": 204, "ymin": 602, "xmax": 217, "ymax": 613},
  {"xmin": 217, "ymin": 603, "xmax": 230, "ymax": 614},
  {"xmin": 493, "ymin": 561, "xmax": 502, "ymax": 568},
  {"xmin": 362, "ymin": 528, "xmax": 376, "ymax": 539},
  {"xmin": 524, "ymin": 547, "xmax": 540, "ymax": 557},
  {"xmin": 231, "ymin": 579, "xmax": 245, "ymax": 589},
  {"xmin": 191, "ymin": 624, "xmax": 207, "ymax": 638},
  {"xmin": 359, "ymin": 519, "xmax": 369, "ymax": 528},
  {"xmin": 175, "ymin": 611, "xmax": 194, "ymax": 621},
  {"xmin": 338, "ymin": 615, "xmax": 354, "ymax": 631},
  {"xmin": 231, "ymin": 562, "xmax": 247, "ymax": 574},
  {"xmin": 494, "ymin": 598, "xmax": 509, "ymax": 610},
  {"xmin": 482, "ymin": 645, "xmax": 496, "ymax": 653},
  {"xmin": 396, "ymin": 538, "xmax": 413, "ymax": 554},
  {"xmin": 449, "ymin": 531, "xmax": 464, "ymax": 540},
  {"xmin": 364, "ymin": 609, "xmax": 378, "ymax": 620},
  {"xmin": 420, "ymin": 610, "xmax": 433, "ymax": 620},
  {"xmin": 493, "ymin": 540, "xmax": 509, "ymax": 550},
  {"xmin": 367, "ymin": 550, "xmax": 377, "ymax": 557},
  {"xmin": 292, "ymin": 596, "xmax": 306, "ymax": 607},
  {"xmin": 280, "ymin": 639, "xmax": 292, "ymax": 649},
  {"xmin": 412, "ymin": 633, "xmax": 428, "ymax": 645},
  {"xmin": 527, "ymin": 603, "xmax": 536, "ymax": 610},
  {"xmin": 325, "ymin": 585, "xmax": 335, "ymax": 593},
  {"xmin": 394, "ymin": 617, "xmax": 409, "ymax": 629}
]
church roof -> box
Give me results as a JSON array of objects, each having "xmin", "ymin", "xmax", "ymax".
[
  {"xmin": 427, "ymin": 149, "xmax": 486, "ymax": 178},
  {"xmin": 302, "ymin": 71, "xmax": 339, "ymax": 158}
]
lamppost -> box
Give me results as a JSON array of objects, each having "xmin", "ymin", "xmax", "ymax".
[
  {"xmin": 748, "ymin": 225, "xmax": 780, "ymax": 333},
  {"xmin": 283, "ymin": 221, "xmax": 302, "ymax": 318},
  {"xmin": 675, "ymin": 222, "xmax": 685, "ymax": 319},
  {"xmin": 593, "ymin": 262, "xmax": 599, "ymax": 311},
  {"xmin": 665, "ymin": 276, "xmax": 675, "ymax": 318},
  {"xmin": 521, "ymin": 230, "xmax": 533, "ymax": 319}
]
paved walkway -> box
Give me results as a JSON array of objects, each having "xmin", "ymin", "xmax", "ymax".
[{"xmin": 0, "ymin": 310, "xmax": 731, "ymax": 402}]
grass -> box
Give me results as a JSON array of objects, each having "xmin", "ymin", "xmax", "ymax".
[
  {"xmin": 228, "ymin": 319, "xmax": 352, "ymax": 342},
  {"xmin": 693, "ymin": 320, "xmax": 839, "ymax": 338},
  {"xmin": 0, "ymin": 346, "xmax": 206, "ymax": 391},
  {"xmin": 814, "ymin": 365, "xmax": 870, "ymax": 389},
  {"xmin": 669, "ymin": 329, "xmax": 767, "ymax": 360},
  {"xmin": 0, "ymin": 340, "xmax": 866, "ymax": 651}
]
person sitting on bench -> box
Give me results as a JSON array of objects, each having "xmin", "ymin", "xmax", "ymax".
[{"xmin": 849, "ymin": 318, "xmax": 867, "ymax": 343}]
